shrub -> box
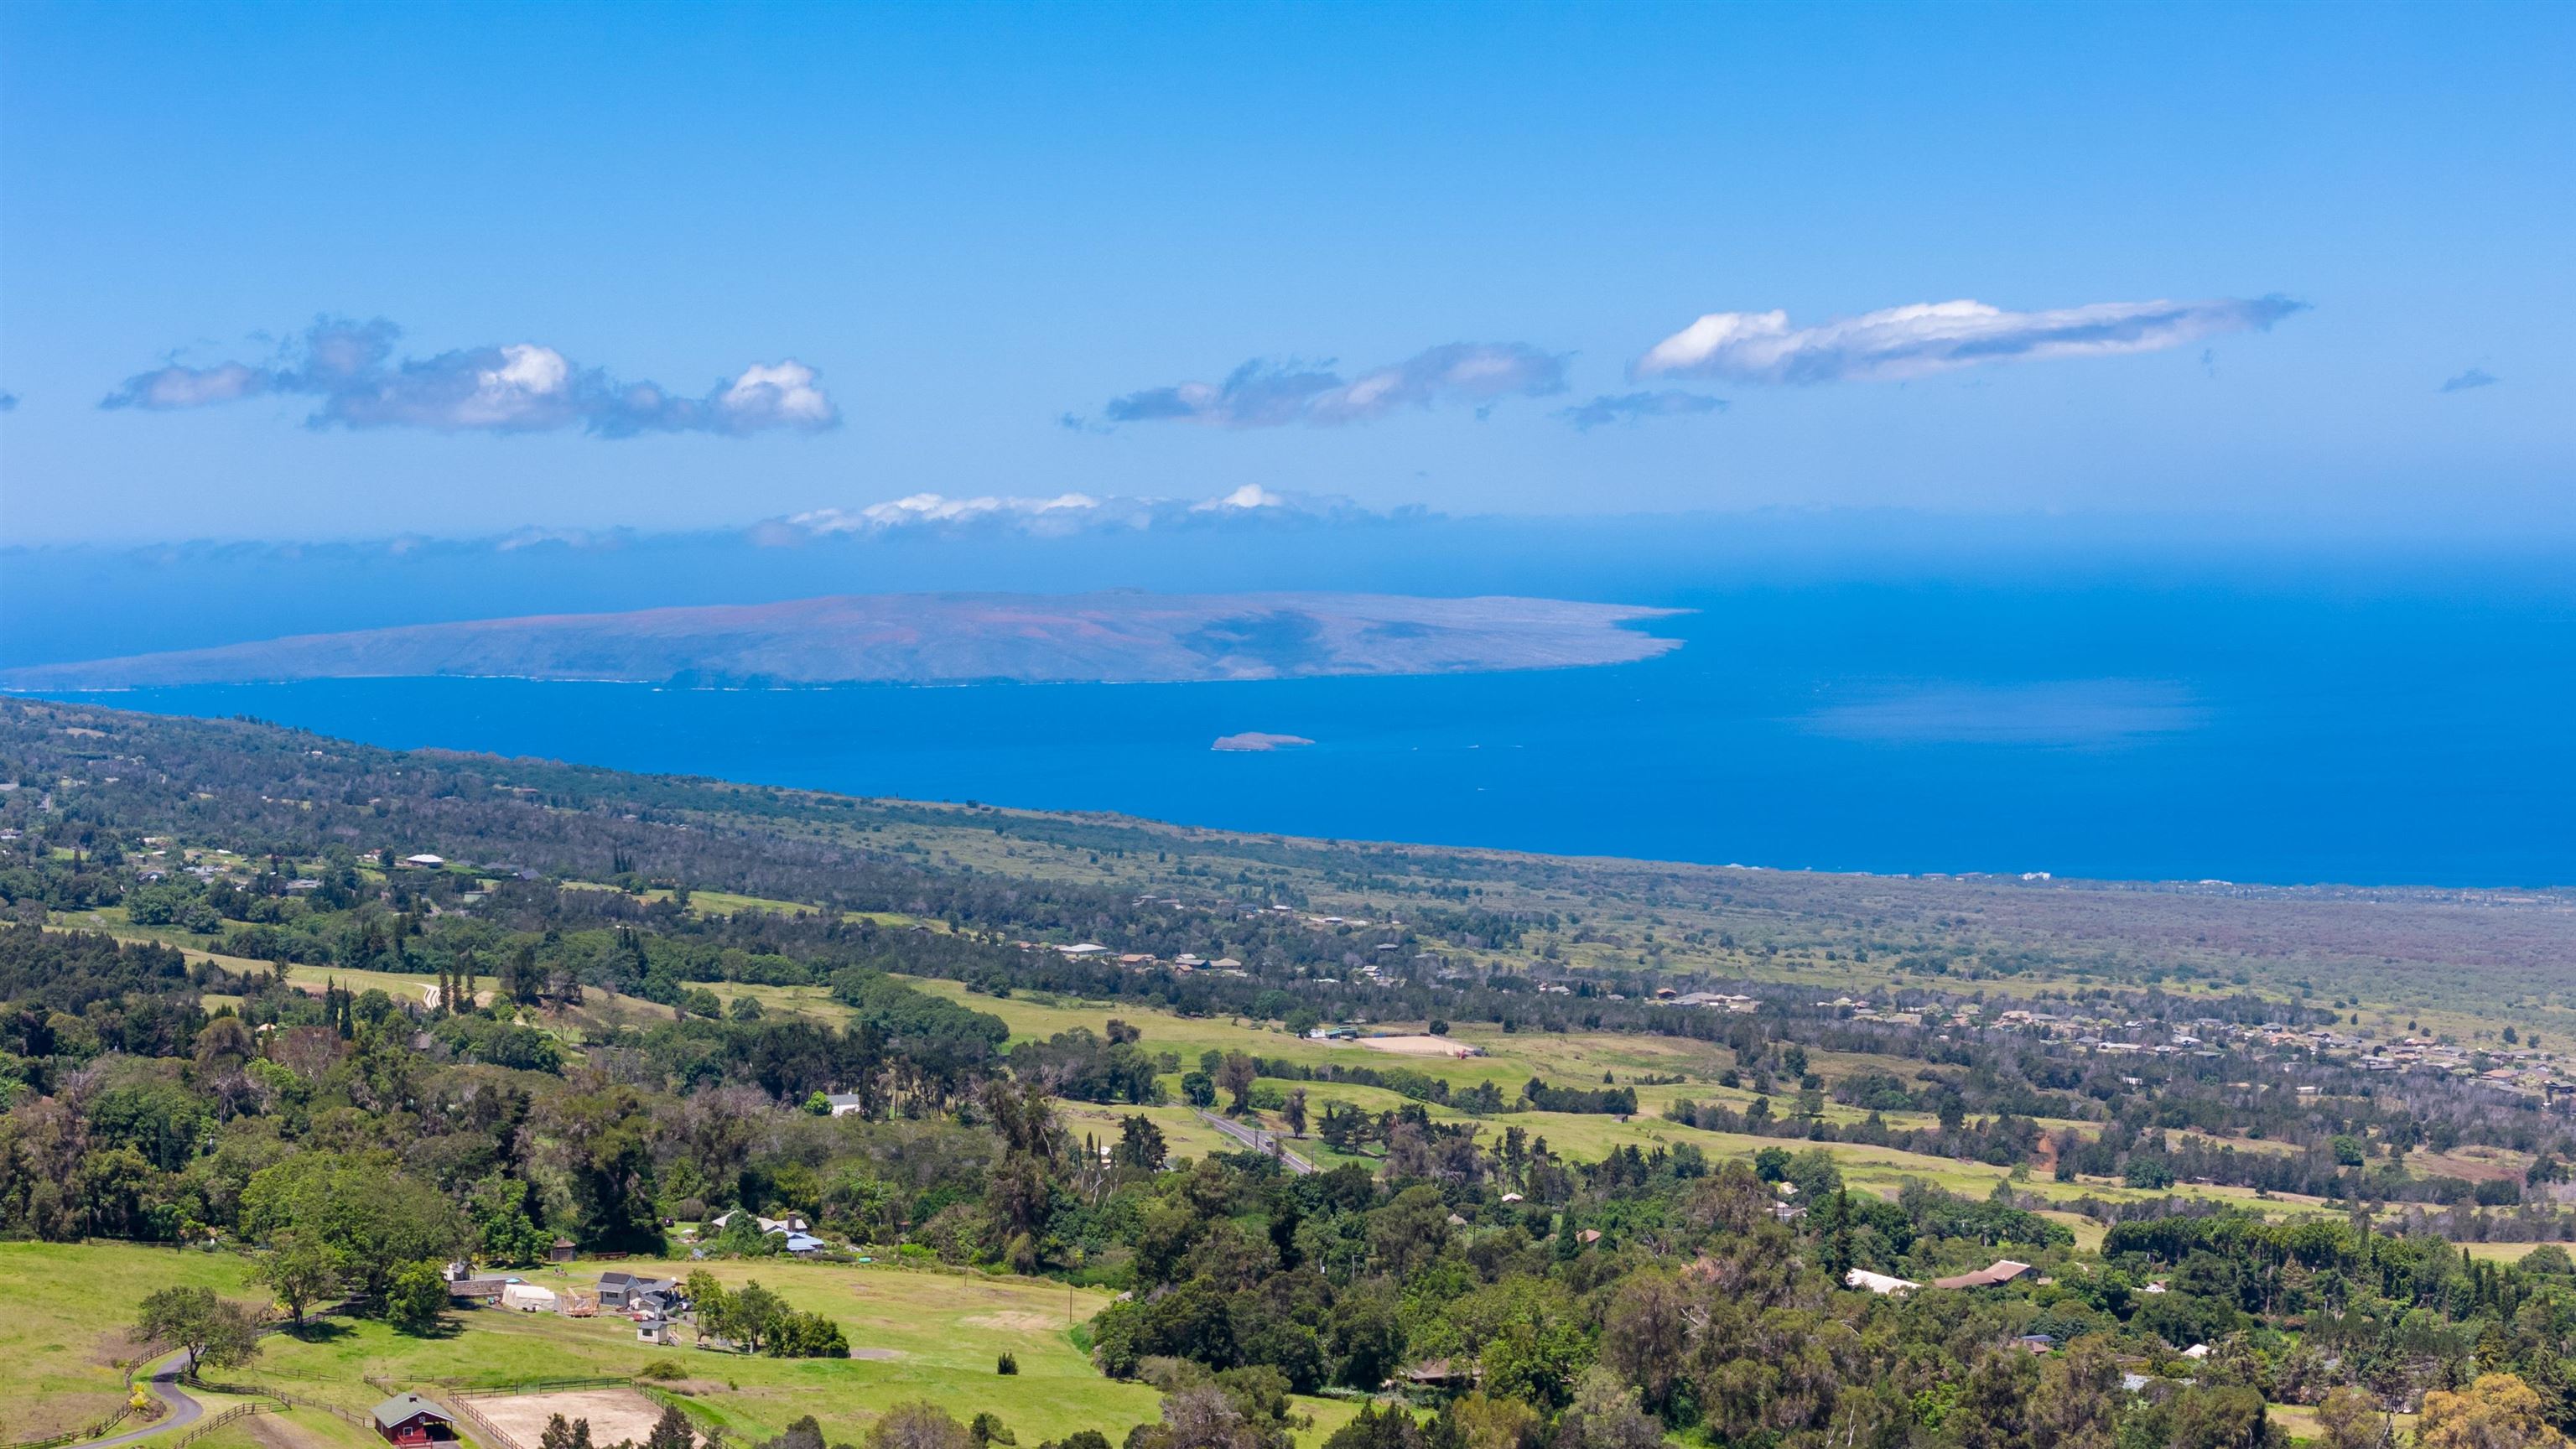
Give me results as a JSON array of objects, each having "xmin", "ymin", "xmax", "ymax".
[{"xmin": 998, "ymin": 1352, "xmax": 1020, "ymax": 1375}]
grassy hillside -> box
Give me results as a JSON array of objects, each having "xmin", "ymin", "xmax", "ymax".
[
  {"xmin": 0, "ymin": 1242, "xmax": 259, "ymax": 1438},
  {"xmin": 0, "ymin": 1243, "xmax": 1362, "ymax": 1448}
]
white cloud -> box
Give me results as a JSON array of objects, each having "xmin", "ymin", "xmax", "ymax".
[
  {"xmin": 719, "ymin": 361, "xmax": 836, "ymax": 428},
  {"xmin": 1103, "ymin": 342, "xmax": 1568, "ymax": 428},
  {"xmin": 767, "ymin": 486, "xmax": 1353, "ymax": 541},
  {"xmin": 106, "ymin": 361, "xmax": 273, "ymax": 410},
  {"xmin": 101, "ymin": 318, "xmax": 839, "ymax": 437},
  {"xmin": 1635, "ymin": 296, "xmax": 2305, "ymax": 385},
  {"xmin": 1193, "ymin": 484, "xmax": 1287, "ymax": 512}
]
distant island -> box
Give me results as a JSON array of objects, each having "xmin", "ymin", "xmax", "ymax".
[
  {"xmin": 1212, "ymin": 732, "xmax": 1316, "ymax": 752},
  {"xmin": 4, "ymin": 590, "xmax": 1682, "ymax": 690}
]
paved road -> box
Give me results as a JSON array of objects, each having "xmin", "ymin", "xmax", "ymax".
[
  {"xmin": 1196, "ymin": 1109, "xmax": 1315, "ymax": 1174},
  {"xmin": 76, "ymin": 1348, "xmax": 202, "ymax": 1449}
]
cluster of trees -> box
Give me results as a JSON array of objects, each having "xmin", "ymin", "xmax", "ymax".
[{"xmin": 681, "ymin": 1270, "xmax": 849, "ymax": 1357}]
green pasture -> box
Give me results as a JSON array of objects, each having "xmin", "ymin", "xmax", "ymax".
[{"xmin": 0, "ymin": 1244, "xmax": 1354, "ymax": 1448}]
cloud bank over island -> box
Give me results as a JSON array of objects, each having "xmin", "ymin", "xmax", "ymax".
[
  {"xmin": 101, "ymin": 317, "xmax": 838, "ymax": 437},
  {"xmin": 1635, "ymin": 296, "xmax": 2307, "ymax": 385}
]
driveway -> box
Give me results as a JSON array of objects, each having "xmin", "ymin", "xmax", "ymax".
[{"xmin": 74, "ymin": 1348, "xmax": 201, "ymax": 1449}]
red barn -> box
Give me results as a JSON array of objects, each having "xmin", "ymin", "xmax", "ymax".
[{"xmin": 370, "ymin": 1393, "xmax": 457, "ymax": 1446}]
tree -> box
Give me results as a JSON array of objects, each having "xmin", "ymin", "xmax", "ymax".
[
  {"xmin": 730, "ymin": 1280, "xmax": 787, "ymax": 1353},
  {"xmin": 757, "ymin": 1417, "xmax": 828, "ymax": 1449},
  {"xmin": 2315, "ymin": 1388, "xmax": 2392, "ymax": 1449},
  {"xmin": 237, "ymin": 1152, "xmax": 470, "ymax": 1301},
  {"xmin": 1284, "ymin": 1089, "xmax": 1309, "ymax": 1140},
  {"xmin": 1118, "ymin": 1115, "xmax": 1169, "ymax": 1171},
  {"xmin": 251, "ymin": 1233, "xmax": 342, "ymax": 1324},
  {"xmin": 644, "ymin": 1405, "xmax": 698, "ymax": 1449},
  {"xmin": 1430, "ymin": 1396, "xmax": 1540, "ymax": 1449},
  {"xmin": 1218, "ymin": 1052, "xmax": 1258, "ymax": 1115},
  {"xmin": 1132, "ymin": 1385, "xmax": 1291, "ymax": 1449},
  {"xmin": 866, "ymin": 1402, "xmax": 974, "ymax": 1449},
  {"xmin": 2033, "ymin": 1339, "xmax": 2123, "ymax": 1449},
  {"xmin": 132, "ymin": 1285, "xmax": 264, "ymax": 1373},
  {"xmin": 1947, "ymin": 1348, "xmax": 2040, "ymax": 1449},
  {"xmin": 542, "ymin": 1416, "xmax": 597, "ymax": 1449},
  {"xmin": 1549, "ymin": 1368, "xmax": 1661, "ymax": 1449},
  {"xmin": 1324, "ymin": 1405, "xmax": 1423, "ymax": 1449},
  {"xmin": 386, "ymin": 1259, "xmax": 448, "ymax": 1335},
  {"xmin": 2418, "ymin": 1375, "xmax": 2572, "ymax": 1449},
  {"xmin": 2168, "ymin": 1387, "xmax": 2269, "ymax": 1449}
]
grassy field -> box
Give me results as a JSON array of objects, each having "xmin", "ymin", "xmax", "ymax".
[
  {"xmin": 2455, "ymin": 1241, "xmax": 2558, "ymax": 1265},
  {"xmin": 0, "ymin": 1241, "xmax": 262, "ymax": 1438},
  {"xmin": 0, "ymin": 1243, "xmax": 1354, "ymax": 1448},
  {"xmin": 877, "ymin": 979, "xmax": 2341, "ymax": 1221}
]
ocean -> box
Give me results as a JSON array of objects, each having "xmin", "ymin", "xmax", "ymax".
[{"xmin": 31, "ymin": 570, "xmax": 2573, "ymax": 887}]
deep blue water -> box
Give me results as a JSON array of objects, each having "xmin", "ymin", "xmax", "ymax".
[{"xmin": 34, "ymin": 576, "xmax": 2575, "ymax": 887}]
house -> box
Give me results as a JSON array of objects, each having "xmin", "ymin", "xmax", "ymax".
[
  {"xmin": 501, "ymin": 1283, "xmax": 558, "ymax": 1312},
  {"xmin": 637, "ymin": 1317, "xmax": 673, "ymax": 1345},
  {"xmin": 2018, "ymin": 1334, "xmax": 2057, "ymax": 1355},
  {"xmin": 1845, "ymin": 1270, "xmax": 1920, "ymax": 1296},
  {"xmin": 370, "ymin": 1392, "xmax": 458, "ymax": 1445},
  {"xmin": 1933, "ymin": 1259, "xmax": 2035, "ymax": 1290},
  {"xmin": 824, "ymin": 1093, "xmax": 866, "ymax": 1117},
  {"xmin": 2181, "ymin": 1344, "xmax": 2212, "ymax": 1360},
  {"xmin": 548, "ymin": 1238, "xmax": 577, "ymax": 1263},
  {"xmin": 445, "ymin": 1278, "xmax": 506, "ymax": 1307},
  {"xmin": 782, "ymin": 1231, "xmax": 828, "ymax": 1256},
  {"xmin": 400, "ymin": 854, "xmax": 447, "ymax": 870},
  {"xmin": 1386, "ymin": 1358, "xmax": 1470, "ymax": 1389},
  {"xmin": 711, "ymin": 1208, "xmax": 811, "ymax": 1235},
  {"xmin": 598, "ymin": 1271, "xmax": 678, "ymax": 1311}
]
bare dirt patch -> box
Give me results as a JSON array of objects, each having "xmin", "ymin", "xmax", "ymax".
[
  {"xmin": 849, "ymin": 1347, "xmax": 905, "ymax": 1360},
  {"xmin": 1357, "ymin": 1035, "xmax": 1481, "ymax": 1058},
  {"xmin": 469, "ymin": 1387, "xmax": 690, "ymax": 1447},
  {"xmin": 959, "ymin": 1311, "xmax": 1057, "ymax": 1332},
  {"xmin": 2408, "ymin": 1145, "xmax": 2530, "ymax": 1183}
]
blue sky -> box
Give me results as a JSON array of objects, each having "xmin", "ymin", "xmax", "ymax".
[{"xmin": 1, "ymin": 2, "xmax": 2568, "ymax": 545}]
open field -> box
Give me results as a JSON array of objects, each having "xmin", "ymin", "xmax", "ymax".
[
  {"xmin": 0, "ymin": 1242, "xmax": 261, "ymax": 1438},
  {"xmin": 1356, "ymin": 1035, "xmax": 1483, "ymax": 1057},
  {"xmin": 878, "ymin": 980, "xmax": 2354, "ymax": 1220},
  {"xmin": 0, "ymin": 1244, "xmax": 1353, "ymax": 1448}
]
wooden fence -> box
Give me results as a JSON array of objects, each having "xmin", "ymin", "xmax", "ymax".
[
  {"xmin": 361, "ymin": 1372, "xmax": 634, "ymax": 1398},
  {"xmin": 443, "ymin": 1396, "xmax": 527, "ymax": 1449},
  {"xmin": 169, "ymin": 1404, "xmax": 276, "ymax": 1449},
  {"xmin": 182, "ymin": 1377, "xmax": 369, "ymax": 1427}
]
